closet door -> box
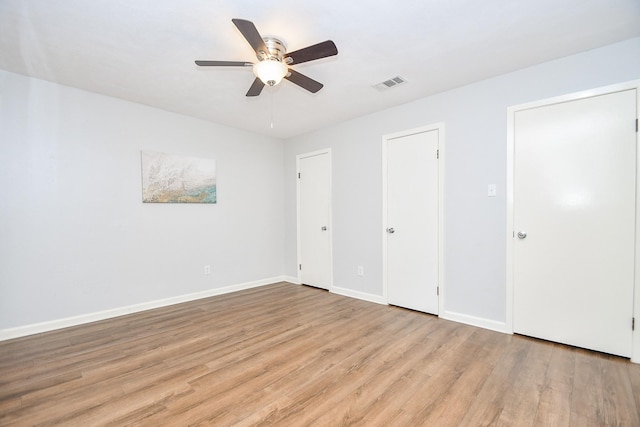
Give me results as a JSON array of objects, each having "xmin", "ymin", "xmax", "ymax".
[
  {"xmin": 513, "ymin": 89, "xmax": 637, "ymax": 357},
  {"xmin": 386, "ymin": 129, "xmax": 440, "ymax": 314},
  {"xmin": 298, "ymin": 150, "xmax": 332, "ymax": 290}
]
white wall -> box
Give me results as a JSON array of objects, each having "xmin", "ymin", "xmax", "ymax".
[
  {"xmin": 3, "ymin": 38, "xmax": 638, "ymax": 338},
  {"xmin": 0, "ymin": 71, "xmax": 285, "ymax": 332},
  {"xmin": 283, "ymin": 37, "xmax": 640, "ymax": 329}
]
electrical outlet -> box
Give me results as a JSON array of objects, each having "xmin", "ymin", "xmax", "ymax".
[
  {"xmin": 357, "ymin": 266, "xmax": 364, "ymax": 276},
  {"xmin": 204, "ymin": 265, "xmax": 211, "ymax": 275}
]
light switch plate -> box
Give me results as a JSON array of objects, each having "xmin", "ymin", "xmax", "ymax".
[{"xmin": 488, "ymin": 184, "xmax": 497, "ymax": 197}]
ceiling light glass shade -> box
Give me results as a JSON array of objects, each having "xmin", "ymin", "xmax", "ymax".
[{"xmin": 253, "ymin": 60, "xmax": 288, "ymax": 86}]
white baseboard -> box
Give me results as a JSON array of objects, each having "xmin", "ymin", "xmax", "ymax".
[
  {"xmin": 330, "ymin": 285, "xmax": 386, "ymax": 305},
  {"xmin": 328, "ymin": 288, "xmax": 508, "ymax": 335},
  {"xmin": 1, "ymin": 278, "xmax": 511, "ymax": 342},
  {"xmin": 0, "ymin": 276, "xmax": 287, "ymax": 341},
  {"xmin": 439, "ymin": 309, "xmax": 509, "ymax": 334}
]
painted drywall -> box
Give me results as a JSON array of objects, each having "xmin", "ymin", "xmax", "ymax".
[
  {"xmin": 2, "ymin": 37, "xmax": 638, "ymax": 336},
  {"xmin": 283, "ymin": 37, "xmax": 640, "ymax": 329},
  {"xmin": 0, "ymin": 70, "xmax": 285, "ymax": 330}
]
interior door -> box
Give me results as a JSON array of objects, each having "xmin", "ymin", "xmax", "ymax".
[
  {"xmin": 386, "ymin": 129, "xmax": 439, "ymax": 314},
  {"xmin": 513, "ymin": 89, "xmax": 637, "ymax": 357},
  {"xmin": 298, "ymin": 151, "xmax": 331, "ymax": 290}
]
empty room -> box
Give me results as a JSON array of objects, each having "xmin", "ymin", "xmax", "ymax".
[{"xmin": 1, "ymin": 0, "xmax": 640, "ymax": 425}]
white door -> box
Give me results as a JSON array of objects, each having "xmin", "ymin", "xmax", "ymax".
[
  {"xmin": 513, "ymin": 89, "xmax": 637, "ymax": 357},
  {"xmin": 298, "ymin": 151, "xmax": 332, "ymax": 290},
  {"xmin": 386, "ymin": 129, "xmax": 440, "ymax": 314}
]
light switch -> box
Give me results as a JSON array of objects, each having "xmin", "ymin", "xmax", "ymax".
[{"xmin": 488, "ymin": 184, "xmax": 497, "ymax": 197}]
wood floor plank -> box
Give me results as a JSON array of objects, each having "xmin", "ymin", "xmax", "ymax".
[
  {"xmin": 599, "ymin": 354, "xmax": 640, "ymax": 425},
  {"xmin": 450, "ymin": 331, "xmax": 532, "ymax": 426},
  {"xmin": 283, "ymin": 314, "xmax": 441, "ymax": 425},
  {"xmin": 416, "ymin": 329, "xmax": 510, "ymax": 426},
  {"xmin": 1, "ymin": 282, "xmax": 640, "ymax": 426},
  {"xmin": 494, "ymin": 336, "xmax": 555, "ymax": 426},
  {"xmin": 531, "ymin": 343, "xmax": 575, "ymax": 427},
  {"xmin": 570, "ymin": 348, "xmax": 606, "ymax": 426},
  {"xmin": 629, "ymin": 358, "xmax": 640, "ymax": 418},
  {"xmin": 231, "ymin": 311, "xmax": 418, "ymax": 425}
]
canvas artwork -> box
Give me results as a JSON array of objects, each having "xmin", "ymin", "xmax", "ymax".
[{"xmin": 141, "ymin": 151, "xmax": 216, "ymax": 203}]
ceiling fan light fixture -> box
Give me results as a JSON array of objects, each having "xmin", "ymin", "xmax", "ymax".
[
  {"xmin": 253, "ymin": 60, "xmax": 288, "ymax": 86},
  {"xmin": 195, "ymin": 19, "xmax": 338, "ymax": 96}
]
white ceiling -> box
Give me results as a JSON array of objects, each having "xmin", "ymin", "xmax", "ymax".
[{"xmin": 1, "ymin": 0, "xmax": 639, "ymax": 139}]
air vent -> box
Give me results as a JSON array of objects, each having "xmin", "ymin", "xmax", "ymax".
[{"xmin": 373, "ymin": 76, "xmax": 407, "ymax": 91}]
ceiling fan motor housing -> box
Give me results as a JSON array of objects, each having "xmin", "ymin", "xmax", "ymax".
[{"xmin": 260, "ymin": 37, "xmax": 287, "ymax": 61}]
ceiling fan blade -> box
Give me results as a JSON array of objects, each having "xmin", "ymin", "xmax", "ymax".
[
  {"xmin": 285, "ymin": 69, "xmax": 323, "ymax": 93},
  {"xmin": 246, "ymin": 77, "xmax": 265, "ymax": 97},
  {"xmin": 195, "ymin": 60, "xmax": 252, "ymax": 67},
  {"xmin": 232, "ymin": 19, "xmax": 269, "ymax": 59},
  {"xmin": 285, "ymin": 40, "xmax": 338, "ymax": 65}
]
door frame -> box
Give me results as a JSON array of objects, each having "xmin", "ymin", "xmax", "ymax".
[
  {"xmin": 296, "ymin": 148, "xmax": 333, "ymax": 290},
  {"xmin": 506, "ymin": 80, "xmax": 640, "ymax": 361},
  {"xmin": 382, "ymin": 123, "xmax": 445, "ymax": 314}
]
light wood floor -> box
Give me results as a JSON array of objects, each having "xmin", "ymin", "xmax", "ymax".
[{"xmin": 1, "ymin": 282, "xmax": 640, "ymax": 426}]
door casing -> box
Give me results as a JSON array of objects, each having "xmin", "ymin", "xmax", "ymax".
[{"xmin": 506, "ymin": 80, "xmax": 640, "ymax": 362}]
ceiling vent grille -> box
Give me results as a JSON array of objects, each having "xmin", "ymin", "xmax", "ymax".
[{"xmin": 373, "ymin": 76, "xmax": 407, "ymax": 90}]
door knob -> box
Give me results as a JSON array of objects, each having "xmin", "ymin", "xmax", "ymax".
[
  {"xmin": 517, "ymin": 231, "xmax": 527, "ymax": 239},
  {"xmin": 321, "ymin": 226, "xmax": 327, "ymax": 231},
  {"xmin": 387, "ymin": 228, "xmax": 395, "ymax": 234}
]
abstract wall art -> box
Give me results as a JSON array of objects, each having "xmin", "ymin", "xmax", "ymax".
[{"xmin": 141, "ymin": 151, "xmax": 217, "ymax": 203}]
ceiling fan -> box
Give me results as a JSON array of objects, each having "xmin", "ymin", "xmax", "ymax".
[{"xmin": 195, "ymin": 19, "xmax": 338, "ymax": 97}]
